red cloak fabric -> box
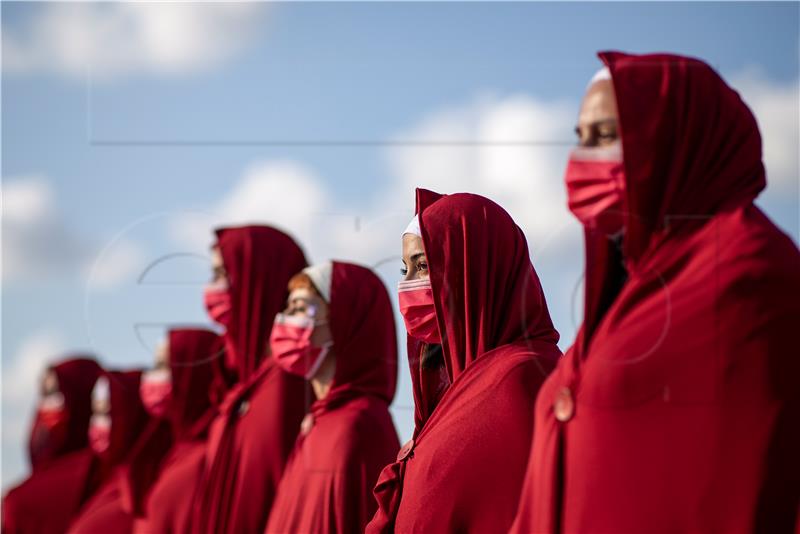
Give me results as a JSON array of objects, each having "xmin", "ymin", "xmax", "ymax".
[
  {"xmin": 511, "ymin": 51, "xmax": 800, "ymax": 534},
  {"xmin": 366, "ymin": 189, "xmax": 561, "ymax": 534},
  {"xmin": 265, "ymin": 261, "xmax": 400, "ymax": 534},
  {"xmin": 2, "ymin": 357, "xmax": 103, "ymax": 534},
  {"xmin": 66, "ymin": 370, "xmax": 149, "ymax": 534},
  {"xmin": 193, "ymin": 226, "xmax": 310, "ymax": 534},
  {"xmin": 129, "ymin": 328, "xmax": 223, "ymax": 534}
]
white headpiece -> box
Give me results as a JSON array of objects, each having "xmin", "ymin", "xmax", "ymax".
[
  {"xmin": 588, "ymin": 66, "xmax": 612, "ymax": 88},
  {"xmin": 403, "ymin": 215, "xmax": 421, "ymax": 238},
  {"xmin": 92, "ymin": 376, "xmax": 110, "ymax": 402},
  {"xmin": 302, "ymin": 261, "xmax": 333, "ymax": 303}
]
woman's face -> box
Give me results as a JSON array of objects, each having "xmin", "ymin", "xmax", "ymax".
[
  {"xmin": 576, "ymin": 79, "xmax": 620, "ymax": 148},
  {"xmin": 401, "ymin": 234, "xmax": 429, "ymax": 281},
  {"xmin": 210, "ymin": 245, "xmax": 229, "ymax": 286},
  {"xmin": 284, "ymin": 287, "xmax": 332, "ymax": 347},
  {"xmin": 92, "ymin": 382, "xmax": 110, "ymax": 416},
  {"xmin": 154, "ymin": 339, "xmax": 169, "ymax": 371},
  {"xmin": 41, "ymin": 370, "xmax": 59, "ymax": 398}
]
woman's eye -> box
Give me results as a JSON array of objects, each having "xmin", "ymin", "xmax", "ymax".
[
  {"xmin": 400, "ymin": 266, "xmax": 408, "ymax": 276},
  {"xmin": 417, "ymin": 262, "xmax": 428, "ymax": 271}
]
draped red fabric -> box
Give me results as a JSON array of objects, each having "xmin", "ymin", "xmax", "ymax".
[
  {"xmin": 122, "ymin": 328, "xmax": 222, "ymax": 530},
  {"xmin": 366, "ymin": 189, "xmax": 561, "ymax": 534},
  {"xmin": 28, "ymin": 358, "xmax": 104, "ymax": 470},
  {"xmin": 193, "ymin": 225, "xmax": 310, "ymax": 534},
  {"xmin": 265, "ymin": 261, "xmax": 400, "ymax": 534},
  {"xmin": 511, "ymin": 51, "xmax": 800, "ymax": 534},
  {"xmin": 66, "ymin": 370, "xmax": 149, "ymax": 534},
  {"xmin": 2, "ymin": 357, "xmax": 103, "ymax": 534}
]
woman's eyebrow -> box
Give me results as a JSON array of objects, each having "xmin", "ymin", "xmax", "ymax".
[
  {"xmin": 410, "ymin": 252, "xmax": 426, "ymax": 263},
  {"xmin": 289, "ymin": 296, "xmax": 311, "ymax": 306},
  {"xmin": 590, "ymin": 118, "xmax": 618, "ymax": 128}
]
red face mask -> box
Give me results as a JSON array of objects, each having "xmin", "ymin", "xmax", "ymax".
[
  {"xmin": 398, "ymin": 279, "xmax": 441, "ymax": 344},
  {"xmin": 139, "ymin": 369, "xmax": 172, "ymax": 419},
  {"xmin": 564, "ymin": 143, "xmax": 627, "ymax": 236},
  {"xmin": 29, "ymin": 393, "xmax": 69, "ymax": 466},
  {"xmin": 204, "ymin": 282, "xmax": 232, "ymax": 329},
  {"xmin": 88, "ymin": 414, "xmax": 111, "ymax": 456},
  {"xmin": 269, "ymin": 313, "xmax": 331, "ymax": 379}
]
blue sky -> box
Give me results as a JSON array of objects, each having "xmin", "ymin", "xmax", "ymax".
[{"xmin": 3, "ymin": 1, "xmax": 798, "ymax": 489}]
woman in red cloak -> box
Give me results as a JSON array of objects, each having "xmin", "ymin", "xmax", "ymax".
[
  {"xmin": 510, "ymin": 51, "xmax": 800, "ymax": 534},
  {"xmin": 366, "ymin": 189, "xmax": 562, "ymax": 533},
  {"xmin": 193, "ymin": 225, "xmax": 309, "ymax": 534},
  {"xmin": 2, "ymin": 357, "xmax": 103, "ymax": 534},
  {"xmin": 128, "ymin": 328, "xmax": 223, "ymax": 534},
  {"xmin": 66, "ymin": 370, "xmax": 149, "ymax": 534},
  {"xmin": 264, "ymin": 261, "xmax": 400, "ymax": 534}
]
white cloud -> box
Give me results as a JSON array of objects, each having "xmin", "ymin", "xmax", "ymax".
[
  {"xmin": 1, "ymin": 175, "xmax": 145, "ymax": 290},
  {"xmin": 2, "ymin": 329, "xmax": 69, "ymax": 487},
  {"xmin": 168, "ymin": 157, "xmax": 431, "ymax": 271},
  {"xmin": 729, "ymin": 71, "xmax": 799, "ymax": 241},
  {"xmin": 168, "ymin": 91, "xmax": 585, "ymax": 300},
  {"xmin": 2, "ymin": 330, "xmax": 66, "ymax": 408},
  {"xmin": 85, "ymin": 238, "xmax": 148, "ymax": 291},
  {"xmin": 3, "ymin": 3, "xmax": 265, "ymax": 81},
  {"xmin": 1, "ymin": 176, "xmax": 89, "ymax": 282},
  {"xmin": 169, "ymin": 160, "xmax": 333, "ymax": 259},
  {"xmin": 731, "ymin": 71, "xmax": 799, "ymax": 192},
  {"xmin": 1, "ymin": 176, "xmax": 54, "ymax": 226},
  {"xmin": 383, "ymin": 93, "xmax": 583, "ymax": 256}
]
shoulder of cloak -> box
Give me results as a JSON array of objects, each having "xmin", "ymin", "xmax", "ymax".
[{"xmin": 3, "ymin": 448, "xmax": 95, "ymax": 522}]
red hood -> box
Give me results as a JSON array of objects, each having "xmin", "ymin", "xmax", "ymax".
[
  {"xmin": 311, "ymin": 261, "xmax": 398, "ymax": 417},
  {"xmin": 215, "ymin": 225, "xmax": 308, "ymax": 382}
]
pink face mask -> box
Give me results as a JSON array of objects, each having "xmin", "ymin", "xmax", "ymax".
[
  {"xmin": 88, "ymin": 414, "xmax": 111, "ymax": 456},
  {"xmin": 140, "ymin": 368, "xmax": 172, "ymax": 419},
  {"xmin": 398, "ymin": 279, "xmax": 441, "ymax": 344},
  {"xmin": 37, "ymin": 393, "xmax": 67, "ymax": 429},
  {"xmin": 204, "ymin": 281, "xmax": 232, "ymax": 329},
  {"xmin": 269, "ymin": 314, "xmax": 331, "ymax": 379},
  {"xmin": 564, "ymin": 143, "xmax": 626, "ymax": 236},
  {"xmin": 29, "ymin": 393, "xmax": 69, "ymax": 465}
]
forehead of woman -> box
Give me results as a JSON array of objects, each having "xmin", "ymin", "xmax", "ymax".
[
  {"xmin": 42, "ymin": 369, "xmax": 59, "ymax": 394},
  {"xmin": 155, "ymin": 339, "xmax": 169, "ymax": 365},
  {"xmin": 288, "ymin": 286, "xmax": 319, "ymax": 306},
  {"xmin": 578, "ymin": 78, "xmax": 618, "ymax": 128},
  {"xmin": 402, "ymin": 233, "xmax": 424, "ymax": 258}
]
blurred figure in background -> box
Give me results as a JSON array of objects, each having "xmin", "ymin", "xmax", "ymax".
[
  {"xmin": 130, "ymin": 328, "xmax": 224, "ymax": 534},
  {"xmin": 367, "ymin": 189, "xmax": 561, "ymax": 534},
  {"xmin": 193, "ymin": 226, "xmax": 309, "ymax": 534},
  {"xmin": 511, "ymin": 51, "xmax": 800, "ymax": 534},
  {"xmin": 265, "ymin": 261, "xmax": 400, "ymax": 534},
  {"xmin": 66, "ymin": 370, "xmax": 149, "ymax": 534},
  {"xmin": 2, "ymin": 357, "xmax": 103, "ymax": 534}
]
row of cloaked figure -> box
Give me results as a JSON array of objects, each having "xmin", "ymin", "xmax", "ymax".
[{"xmin": 3, "ymin": 51, "xmax": 799, "ymax": 534}]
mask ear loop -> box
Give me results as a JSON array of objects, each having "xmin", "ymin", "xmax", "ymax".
[
  {"xmin": 303, "ymin": 343, "xmax": 334, "ymax": 380},
  {"xmin": 306, "ymin": 303, "xmax": 330, "ymax": 328}
]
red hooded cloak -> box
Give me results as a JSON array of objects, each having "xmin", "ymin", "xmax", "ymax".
[
  {"xmin": 129, "ymin": 328, "xmax": 223, "ymax": 534},
  {"xmin": 511, "ymin": 51, "xmax": 800, "ymax": 534},
  {"xmin": 193, "ymin": 226, "xmax": 309, "ymax": 534},
  {"xmin": 265, "ymin": 261, "xmax": 400, "ymax": 534},
  {"xmin": 367, "ymin": 189, "xmax": 561, "ymax": 534},
  {"xmin": 66, "ymin": 370, "xmax": 149, "ymax": 534},
  {"xmin": 2, "ymin": 357, "xmax": 103, "ymax": 534}
]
